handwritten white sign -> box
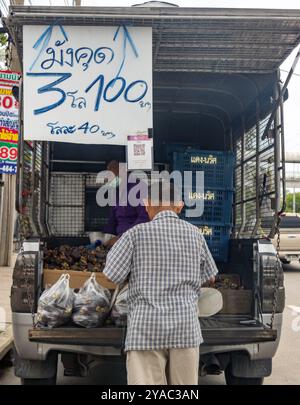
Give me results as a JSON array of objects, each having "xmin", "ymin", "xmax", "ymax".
[{"xmin": 23, "ymin": 25, "xmax": 153, "ymax": 145}]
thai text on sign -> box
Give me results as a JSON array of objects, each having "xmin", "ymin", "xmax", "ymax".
[{"xmin": 23, "ymin": 24, "xmax": 153, "ymax": 145}]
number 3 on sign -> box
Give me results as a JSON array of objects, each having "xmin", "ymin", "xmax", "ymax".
[{"xmin": 26, "ymin": 72, "xmax": 72, "ymax": 115}]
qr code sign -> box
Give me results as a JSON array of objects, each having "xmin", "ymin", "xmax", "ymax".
[{"xmin": 133, "ymin": 144, "xmax": 146, "ymax": 156}]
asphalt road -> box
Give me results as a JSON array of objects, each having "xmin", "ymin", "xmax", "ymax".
[{"xmin": 1, "ymin": 263, "xmax": 300, "ymax": 385}]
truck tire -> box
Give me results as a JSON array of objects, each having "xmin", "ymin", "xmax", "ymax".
[
  {"xmin": 0, "ymin": 349, "xmax": 13, "ymax": 367},
  {"xmin": 21, "ymin": 376, "xmax": 57, "ymax": 385},
  {"xmin": 14, "ymin": 346, "xmax": 58, "ymax": 384},
  {"xmin": 225, "ymin": 367, "xmax": 264, "ymax": 385}
]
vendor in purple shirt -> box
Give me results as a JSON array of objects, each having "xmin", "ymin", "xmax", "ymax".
[{"xmin": 103, "ymin": 160, "xmax": 149, "ymax": 247}]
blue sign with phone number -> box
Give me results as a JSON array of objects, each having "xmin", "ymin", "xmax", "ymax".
[{"xmin": 0, "ymin": 162, "xmax": 17, "ymax": 174}]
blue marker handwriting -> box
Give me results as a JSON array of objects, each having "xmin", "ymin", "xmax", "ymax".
[
  {"xmin": 47, "ymin": 121, "xmax": 116, "ymax": 139},
  {"xmin": 41, "ymin": 46, "xmax": 114, "ymax": 71},
  {"xmin": 30, "ymin": 21, "xmax": 68, "ymax": 71},
  {"xmin": 31, "ymin": 24, "xmax": 134, "ymax": 76},
  {"xmin": 28, "ymin": 24, "xmax": 151, "ymax": 127},
  {"xmin": 85, "ymin": 74, "xmax": 148, "ymax": 111},
  {"xmin": 67, "ymin": 91, "xmax": 87, "ymax": 109},
  {"xmin": 27, "ymin": 72, "xmax": 149, "ymax": 115},
  {"xmin": 26, "ymin": 72, "xmax": 72, "ymax": 114},
  {"xmin": 47, "ymin": 122, "xmax": 76, "ymax": 135},
  {"xmin": 112, "ymin": 25, "xmax": 139, "ymax": 85}
]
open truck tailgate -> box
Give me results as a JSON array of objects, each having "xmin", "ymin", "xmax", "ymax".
[
  {"xmin": 29, "ymin": 317, "xmax": 276, "ymax": 348},
  {"xmin": 29, "ymin": 327, "xmax": 126, "ymax": 348},
  {"xmin": 199, "ymin": 317, "xmax": 277, "ymax": 345}
]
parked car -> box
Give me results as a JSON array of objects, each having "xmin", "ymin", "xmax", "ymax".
[{"xmin": 274, "ymin": 214, "xmax": 300, "ymax": 264}]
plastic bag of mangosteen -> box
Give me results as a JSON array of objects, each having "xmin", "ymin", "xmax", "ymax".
[
  {"xmin": 37, "ymin": 274, "xmax": 74, "ymax": 328},
  {"xmin": 72, "ymin": 273, "xmax": 111, "ymax": 328},
  {"xmin": 110, "ymin": 284, "xmax": 128, "ymax": 327}
]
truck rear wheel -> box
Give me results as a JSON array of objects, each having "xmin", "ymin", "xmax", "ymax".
[
  {"xmin": 225, "ymin": 367, "xmax": 264, "ymax": 385},
  {"xmin": 21, "ymin": 376, "xmax": 57, "ymax": 385},
  {"xmin": 14, "ymin": 346, "xmax": 58, "ymax": 385}
]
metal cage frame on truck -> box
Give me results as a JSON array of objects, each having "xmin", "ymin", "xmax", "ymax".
[
  {"xmin": 4, "ymin": 6, "xmax": 299, "ymax": 241},
  {"xmin": 3, "ymin": 4, "xmax": 300, "ymax": 385}
]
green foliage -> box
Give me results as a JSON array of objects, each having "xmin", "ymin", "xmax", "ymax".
[
  {"xmin": 0, "ymin": 34, "xmax": 8, "ymax": 48},
  {"xmin": 285, "ymin": 192, "xmax": 300, "ymax": 213}
]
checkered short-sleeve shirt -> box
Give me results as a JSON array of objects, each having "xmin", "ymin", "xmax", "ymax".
[{"xmin": 103, "ymin": 210, "xmax": 218, "ymax": 351}]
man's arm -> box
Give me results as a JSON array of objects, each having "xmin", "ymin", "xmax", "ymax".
[
  {"xmin": 200, "ymin": 235, "xmax": 219, "ymax": 285},
  {"xmin": 103, "ymin": 230, "xmax": 134, "ymax": 285},
  {"xmin": 201, "ymin": 276, "xmax": 216, "ymax": 288}
]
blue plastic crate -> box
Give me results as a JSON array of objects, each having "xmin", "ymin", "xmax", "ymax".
[
  {"xmin": 172, "ymin": 150, "xmax": 235, "ymax": 189},
  {"xmin": 167, "ymin": 144, "xmax": 201, "ymax": 158},
  {"xmin": 186, "ymin": 220, "xmax": 231, "ymax": 262},
  {"xmin": 181, "ymin": 188, "xmax": 233, "ymax": 224}
]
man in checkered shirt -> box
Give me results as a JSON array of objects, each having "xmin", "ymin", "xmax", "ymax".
[{"xmin": 104, "ymin": 182, "xmax": 218, "ymax": 385}]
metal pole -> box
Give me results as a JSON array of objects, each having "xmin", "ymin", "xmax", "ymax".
[
  {"xmin": 262, "ymin": 46, "xmax": 300, "ymax": 141},
  {"xmin": 50, "ymin": 159, "xmax": 106, "ymax": 165},
  {"xmin": 268, "ymin": 71, "xmax": 281, "ymax": 239},
  {"xmin": 238, "ymin": 117, "xmax": 246, "ymax": 238},
  {"xmin": 274, "ymin": 77, "xmax": 281, "ymax": 215},
  {"xmin": 279, "ymin": 81, "xmax": 286, "ymax": 214},
  {"xmin": 252, "ymin": 99, "xmax": 261, "ymax": 237}
]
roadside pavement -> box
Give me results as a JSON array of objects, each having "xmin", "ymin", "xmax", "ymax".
[{"xmin": 0, "ymin": 257, "xmax": 14, "ymax": 362}]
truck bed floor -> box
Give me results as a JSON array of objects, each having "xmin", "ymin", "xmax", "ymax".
[{"xmin": 29, "ymin": 316, "xmax": 277, "ymax": 348}]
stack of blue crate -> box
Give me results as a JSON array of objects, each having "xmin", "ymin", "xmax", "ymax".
[{"xmin": 172, "ymin": 148, "xmax": 234, "ymax": 262}]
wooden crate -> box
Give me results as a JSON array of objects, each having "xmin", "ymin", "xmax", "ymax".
[
  {"xmin": 218, "ymin": 289, "xmax": 252, "ymax": 315},
  {"xmin": 43, "ymin": 269, "xmax": 116, "ymax": 290},
  {"xmin": 216, "ymin": 274, "xmax": 241, "ymax": 288}
]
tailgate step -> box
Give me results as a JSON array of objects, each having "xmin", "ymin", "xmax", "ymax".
[
  {"xmin": 29, "ymin": 327, "xmax": 125, "ymax": 348},
  {"xmin": 200, "ymin": 317, "xmax": 277, "ymax": 345},
  {"xmin": 29, "ymin": 318, "xmax": 277, "ymax": 348}
]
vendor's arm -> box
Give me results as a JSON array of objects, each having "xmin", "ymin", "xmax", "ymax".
[
  {"xmin": 104, "ymin": 235, "xmax": 120, "ymax": 248},
  {"xmin": 103, "ymin": 230, "xmax": 134, "ymax": 285}
]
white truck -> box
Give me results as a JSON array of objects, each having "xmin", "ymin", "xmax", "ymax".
[{"xmin": 3, "ymin": 2, "xmax": 299, "ymax": 385}]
